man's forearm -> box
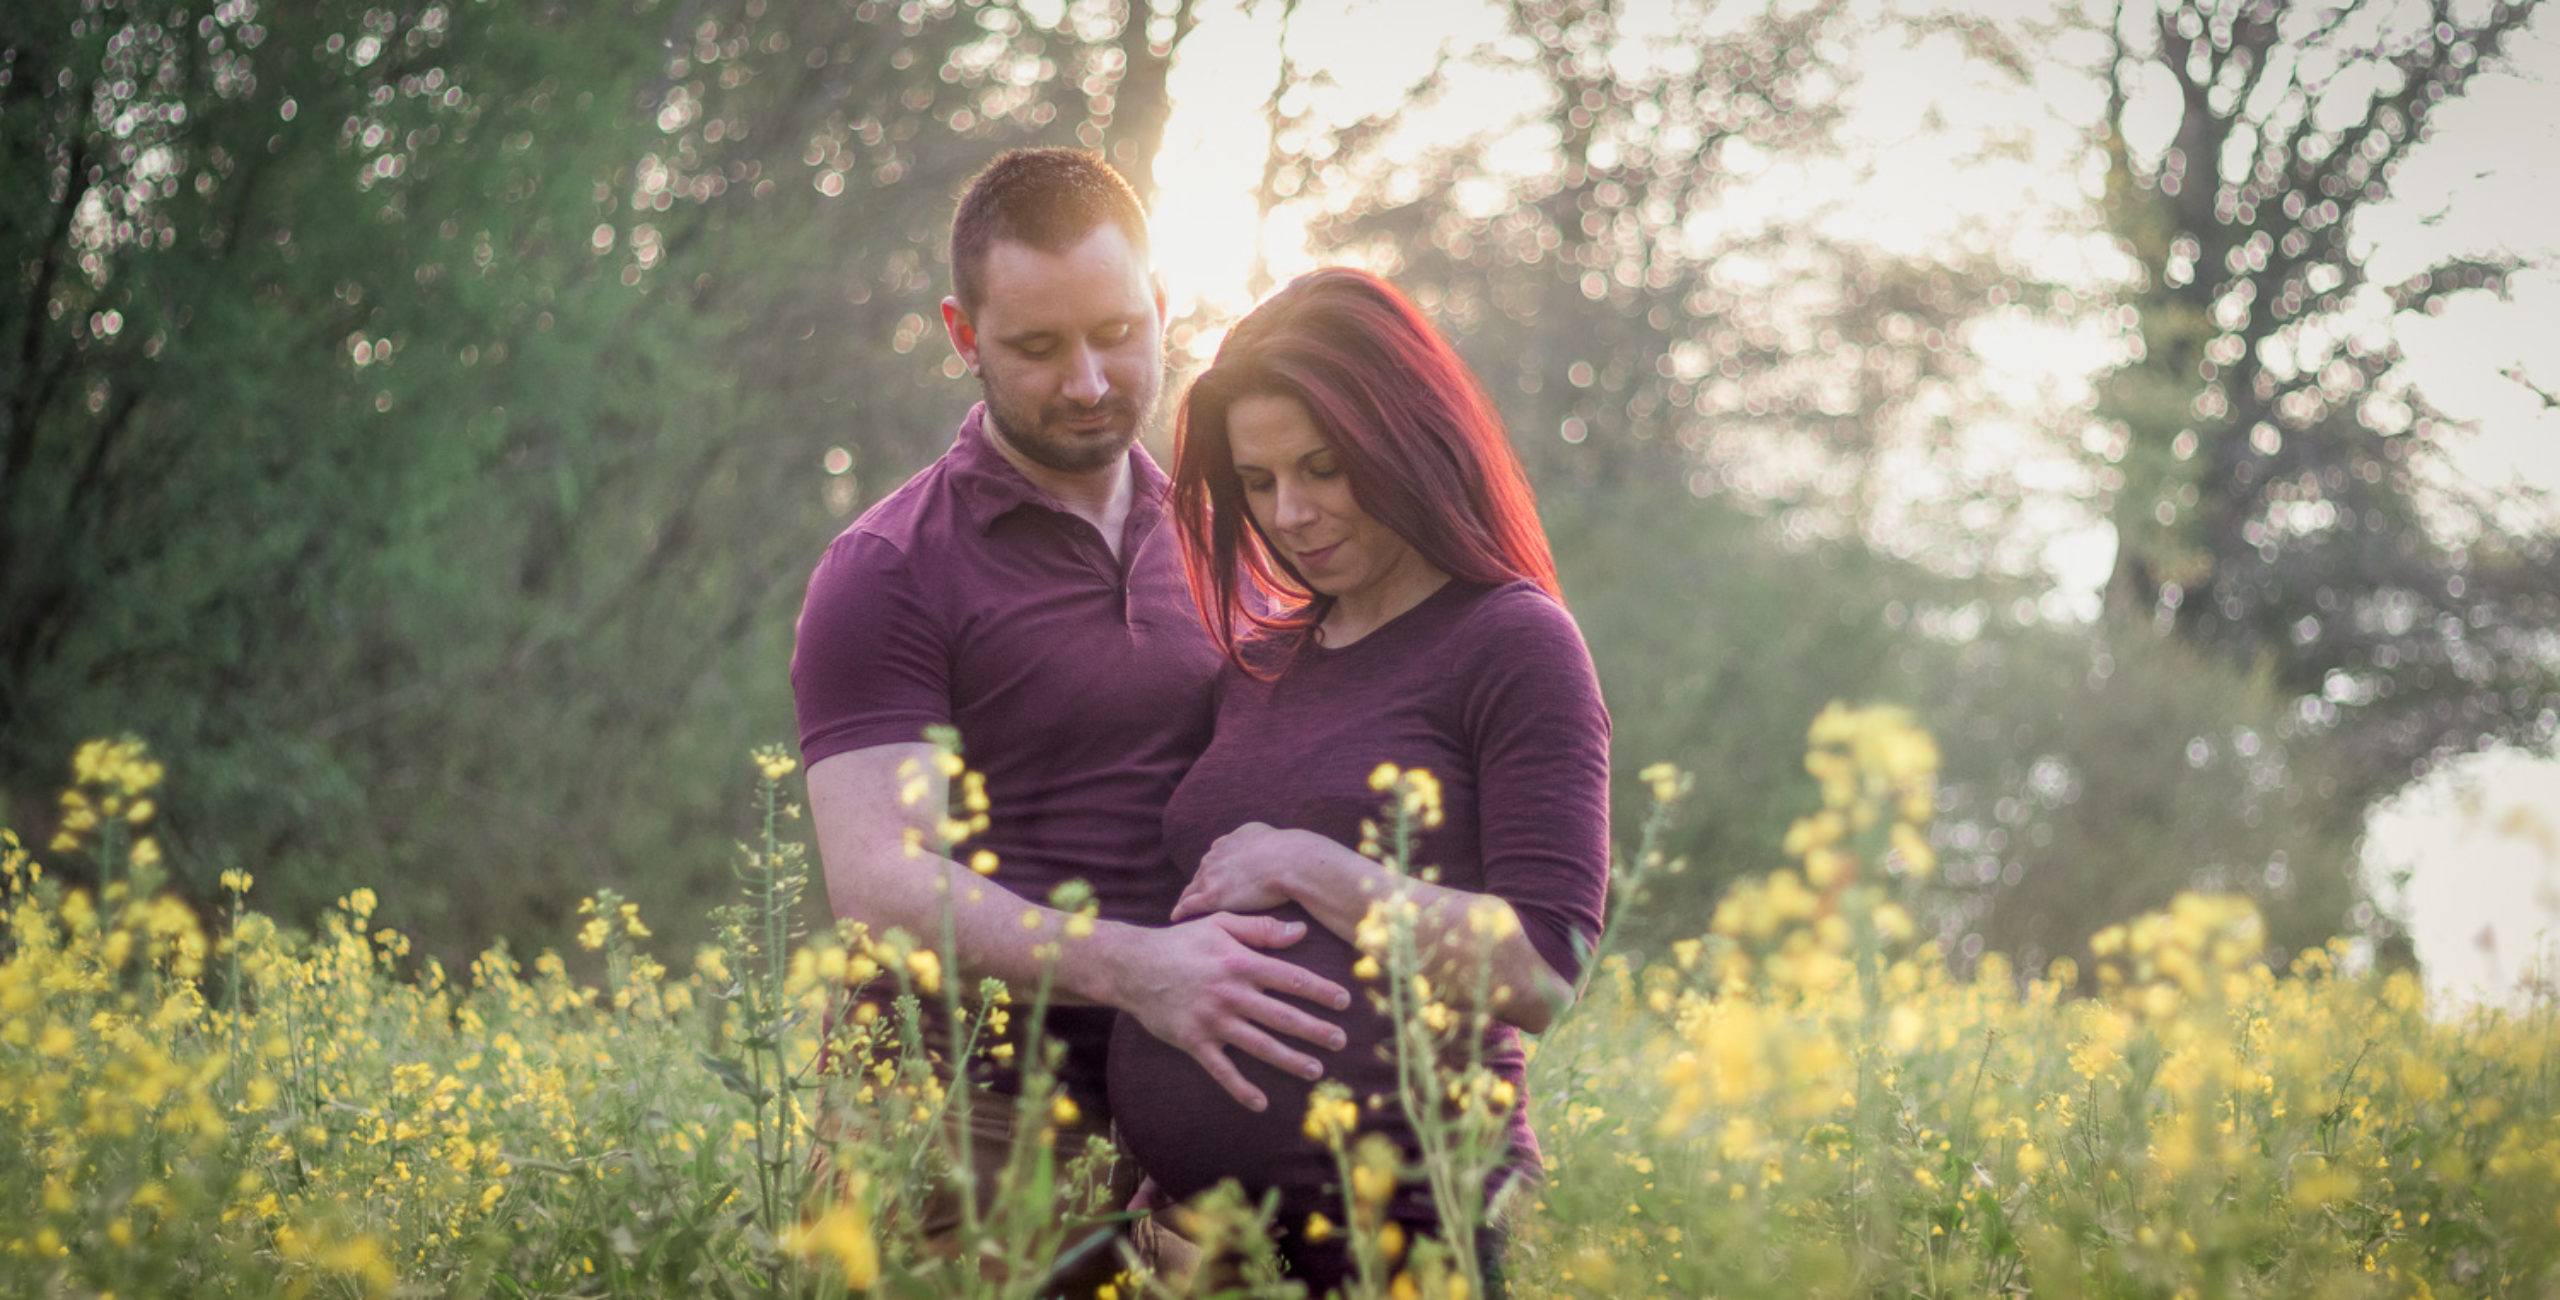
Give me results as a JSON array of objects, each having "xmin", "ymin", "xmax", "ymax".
[{"xmin": 826, "ymin": 848, "xmax": 1141, "ymax": 1009}]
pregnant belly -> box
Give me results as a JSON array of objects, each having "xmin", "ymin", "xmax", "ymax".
[{"xmin": 1105, "ymin": 904, "xmax": 1403, "ymax": 1209}]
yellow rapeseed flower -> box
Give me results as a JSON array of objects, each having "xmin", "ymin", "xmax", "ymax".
[
  {"xmin": 904, "ymin": 948, "xmax": 942, "ymax": 995},
  {"xmin": 782, "ymin": 1201, "xmax": 880, "ymax": 1287},
  {"xmin": 1640, "ymin": 761, "xmax": 1689, "ymax": 805},
  {"xmin": 1303, "ymin": 1083, "xmax": 1360, "ymax": 1144}
]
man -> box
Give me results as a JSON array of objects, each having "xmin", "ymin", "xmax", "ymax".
[{"xmin": 789, "ymin": 149, "xmax": 1349, "ymax": 1283}]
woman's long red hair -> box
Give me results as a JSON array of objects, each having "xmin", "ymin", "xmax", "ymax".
[{"xmin": 1172, "ymin": 268, "xmax": 1559, "ymax": 668}]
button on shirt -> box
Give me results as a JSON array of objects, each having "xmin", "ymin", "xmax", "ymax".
[{"xmin": 790, "ymin": 403, "xmax": 1223, "ymax": 1111}]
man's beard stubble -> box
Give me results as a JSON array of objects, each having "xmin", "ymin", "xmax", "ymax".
[{"xmin": 977, "ymin": 366, "xmax": 1154, "ymax": 477}]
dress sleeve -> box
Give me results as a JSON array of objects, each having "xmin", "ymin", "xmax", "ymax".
[
  {"xmin": 790, "ymin": 530, "xmax": 953, "ymax": 766},
  {"xmin": 1458, "ymin": 587, "xmax": 1613, "ymax": 988}
]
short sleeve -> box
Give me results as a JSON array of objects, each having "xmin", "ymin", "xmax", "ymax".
[
  {"xmin": 1459, "ymin": 587, "xmax": 1613, "ymax": 988},
  {"xmin": 790, "ymin": 530, "xmax": 953, "ymax": 766}
]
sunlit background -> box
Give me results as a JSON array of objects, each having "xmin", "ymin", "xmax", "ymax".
[
  {"xmin": 6, "ymin": 0, "xmax": 2555, "ymax": 1008},
  {"xmin": 1144, "ymin": 0, "xmax": 2560, "ymax": 1004}
]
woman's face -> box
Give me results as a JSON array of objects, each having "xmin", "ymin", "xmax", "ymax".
[{"xmin": 1226, "ymin": 393, "xmax": 1428, "ymax": 607}]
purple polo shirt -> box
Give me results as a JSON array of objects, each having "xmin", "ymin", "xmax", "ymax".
[{"xmin": 791, "ymin": 403, "xmax": 1223, "ymax": 1114}]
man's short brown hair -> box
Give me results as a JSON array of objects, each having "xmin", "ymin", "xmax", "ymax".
[{"xmin": 949, "ymin": 149, "xmax": 1150, "ymax": 312}]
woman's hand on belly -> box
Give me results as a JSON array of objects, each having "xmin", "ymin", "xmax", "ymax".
[
  {"xmin": 1177, "ymin": 822, "xmax": 1577, "ymax": 1035},
  {"xmin": 1172, "ymin": 823, "xmax": 1337, "ymax": 921}
]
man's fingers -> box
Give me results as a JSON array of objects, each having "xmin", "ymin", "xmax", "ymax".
[
  {"xmin": 1218, "ymin": 1019, "xmax": 1324, "ymax": 1084},
  {"xmin": 1238, "ymin": 991, "xmax": 1348, "ymax": 1052},
  {"xmin": 1168, "ymin": 892, "xmax": 1203, "ymax": 923},
  {"xmin": 1239, "ymin": 949, "xmax": 1351, "ymax": 1011},
  {"xmin": 1188, "ymin": 1043, "xmax": 1267, "ymax": 1112}
]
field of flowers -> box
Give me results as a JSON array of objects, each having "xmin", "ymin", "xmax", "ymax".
[{"xmin": 5, "ymin": 719, "xmax": 2557, "ymax": 1298}]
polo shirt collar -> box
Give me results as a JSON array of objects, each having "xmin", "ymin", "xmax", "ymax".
[{"xmin": 947, "ymin": 402, "xmax": 1171, "ymax": 536}]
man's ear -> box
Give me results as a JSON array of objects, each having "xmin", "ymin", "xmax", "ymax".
[
  {"xmin": 941, "ymin": 297, "xmax": 980, "ymax": 374},
  {"xmin": 1153, "ymin": 280, "xmax": 1170, "ymax": 328}
]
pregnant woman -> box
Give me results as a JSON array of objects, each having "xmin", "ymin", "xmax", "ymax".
[{"xmin": 1106, "ymin": 269, "xmax": 1612, "ymax": 1292}]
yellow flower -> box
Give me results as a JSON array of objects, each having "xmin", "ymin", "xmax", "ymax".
[
  {"xmin": 1869, "ymin": 904, "xmax": 1914, "ymax": 945},
  {"xmin": 1052, "ymin": 1095, "xmax": 1082, "ymax": 1127},
  {"xmin": 1640, "ymin": 761, "xmax": 1689, "ymax": 805},
  {"xmin": 753, "ymin": 746, "xmax": 799, "ymax": 781},
  {"xmin": 904, "ymin": 948, "xmax": 942, "ymax": 995},
  {"xmin": 782, "ymin": 1201, "xmax": 880, "ymax": 1287},
  {"xmin": 1890, "ymin": 822, "xmax": 1936, "ymax": 878},
  {"xmin": 1303, "ymin": 1083, "xmax": 1360, "ymax": 1144}
]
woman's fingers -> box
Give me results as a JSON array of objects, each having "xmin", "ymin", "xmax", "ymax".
[{"xmin": 1169, "ymin": 882, "xmax": 1221, "ymax": 922}]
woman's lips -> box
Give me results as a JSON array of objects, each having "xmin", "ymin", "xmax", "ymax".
[{"xmin": 1294, "ymin": 541, "xmax": 1341, "ymax": 568}]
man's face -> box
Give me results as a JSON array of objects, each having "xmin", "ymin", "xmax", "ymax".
[{"xmin": 942, "ymin": 224, "xmax": 1166, "ymax": 476}]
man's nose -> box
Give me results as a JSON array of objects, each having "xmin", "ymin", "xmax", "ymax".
[{"xmin": 1061, "ymin": 344, "xmax": 1109, "ymax": 406}]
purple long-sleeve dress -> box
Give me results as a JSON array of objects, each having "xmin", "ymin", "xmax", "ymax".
[{"xmin": 1106, "ymin": 578, "xmax": 1612, "ymax": 1286}]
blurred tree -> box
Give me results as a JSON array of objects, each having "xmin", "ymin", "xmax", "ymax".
[
  {"xmin": 0, "ymin": 0, "xmax": 1191, "ymax": 954},
  {"xmin": 2094, "ymin": 0, "xmax": 2560, "ymax": 812},
  {"xmin": 1279, "ymin": 0, "xmax": 2555, "ymax": 964},
  {"xmin": 0, "ymin": 0, "xmax": 670, "ymax": 923},
  {"xmin": 1291, "ymin": 0, "xmax": 2042, "ymax": 544},
  {"xmin": 1273, "ymin": 0, "xmax": 2101, "ymax": 927},
  {"xmin": 1926, "ymin": 615, "xmax": 2370, "ymax": 975},
  {"xmin": 1556, "ymin": 473, "xmax": 2369, "ymax": 965},
  {"xmin": 1544, "ymin": 478, "xmax": 1931, "ymax": 945}
]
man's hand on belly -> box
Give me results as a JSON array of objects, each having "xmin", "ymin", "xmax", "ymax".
[{"xmin": 1095, "ymin": 914, "xmax": 1352, "ymax": 1113}]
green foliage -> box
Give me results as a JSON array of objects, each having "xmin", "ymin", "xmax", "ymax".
[
  {"xmin": 1551, "ymin": 471, "xmax": 2367, "ymax": 967},
  {"xmin": 1547, "ymin": 480, "xmax": 1922, "ymax": 942},
  {"xmin": 0, "ymin": 1, "xmax": 1184, "ymax": 960},
  {"xmin": 1925, "ymin": 614, "xmax": 2368, "ymax": 972}
]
